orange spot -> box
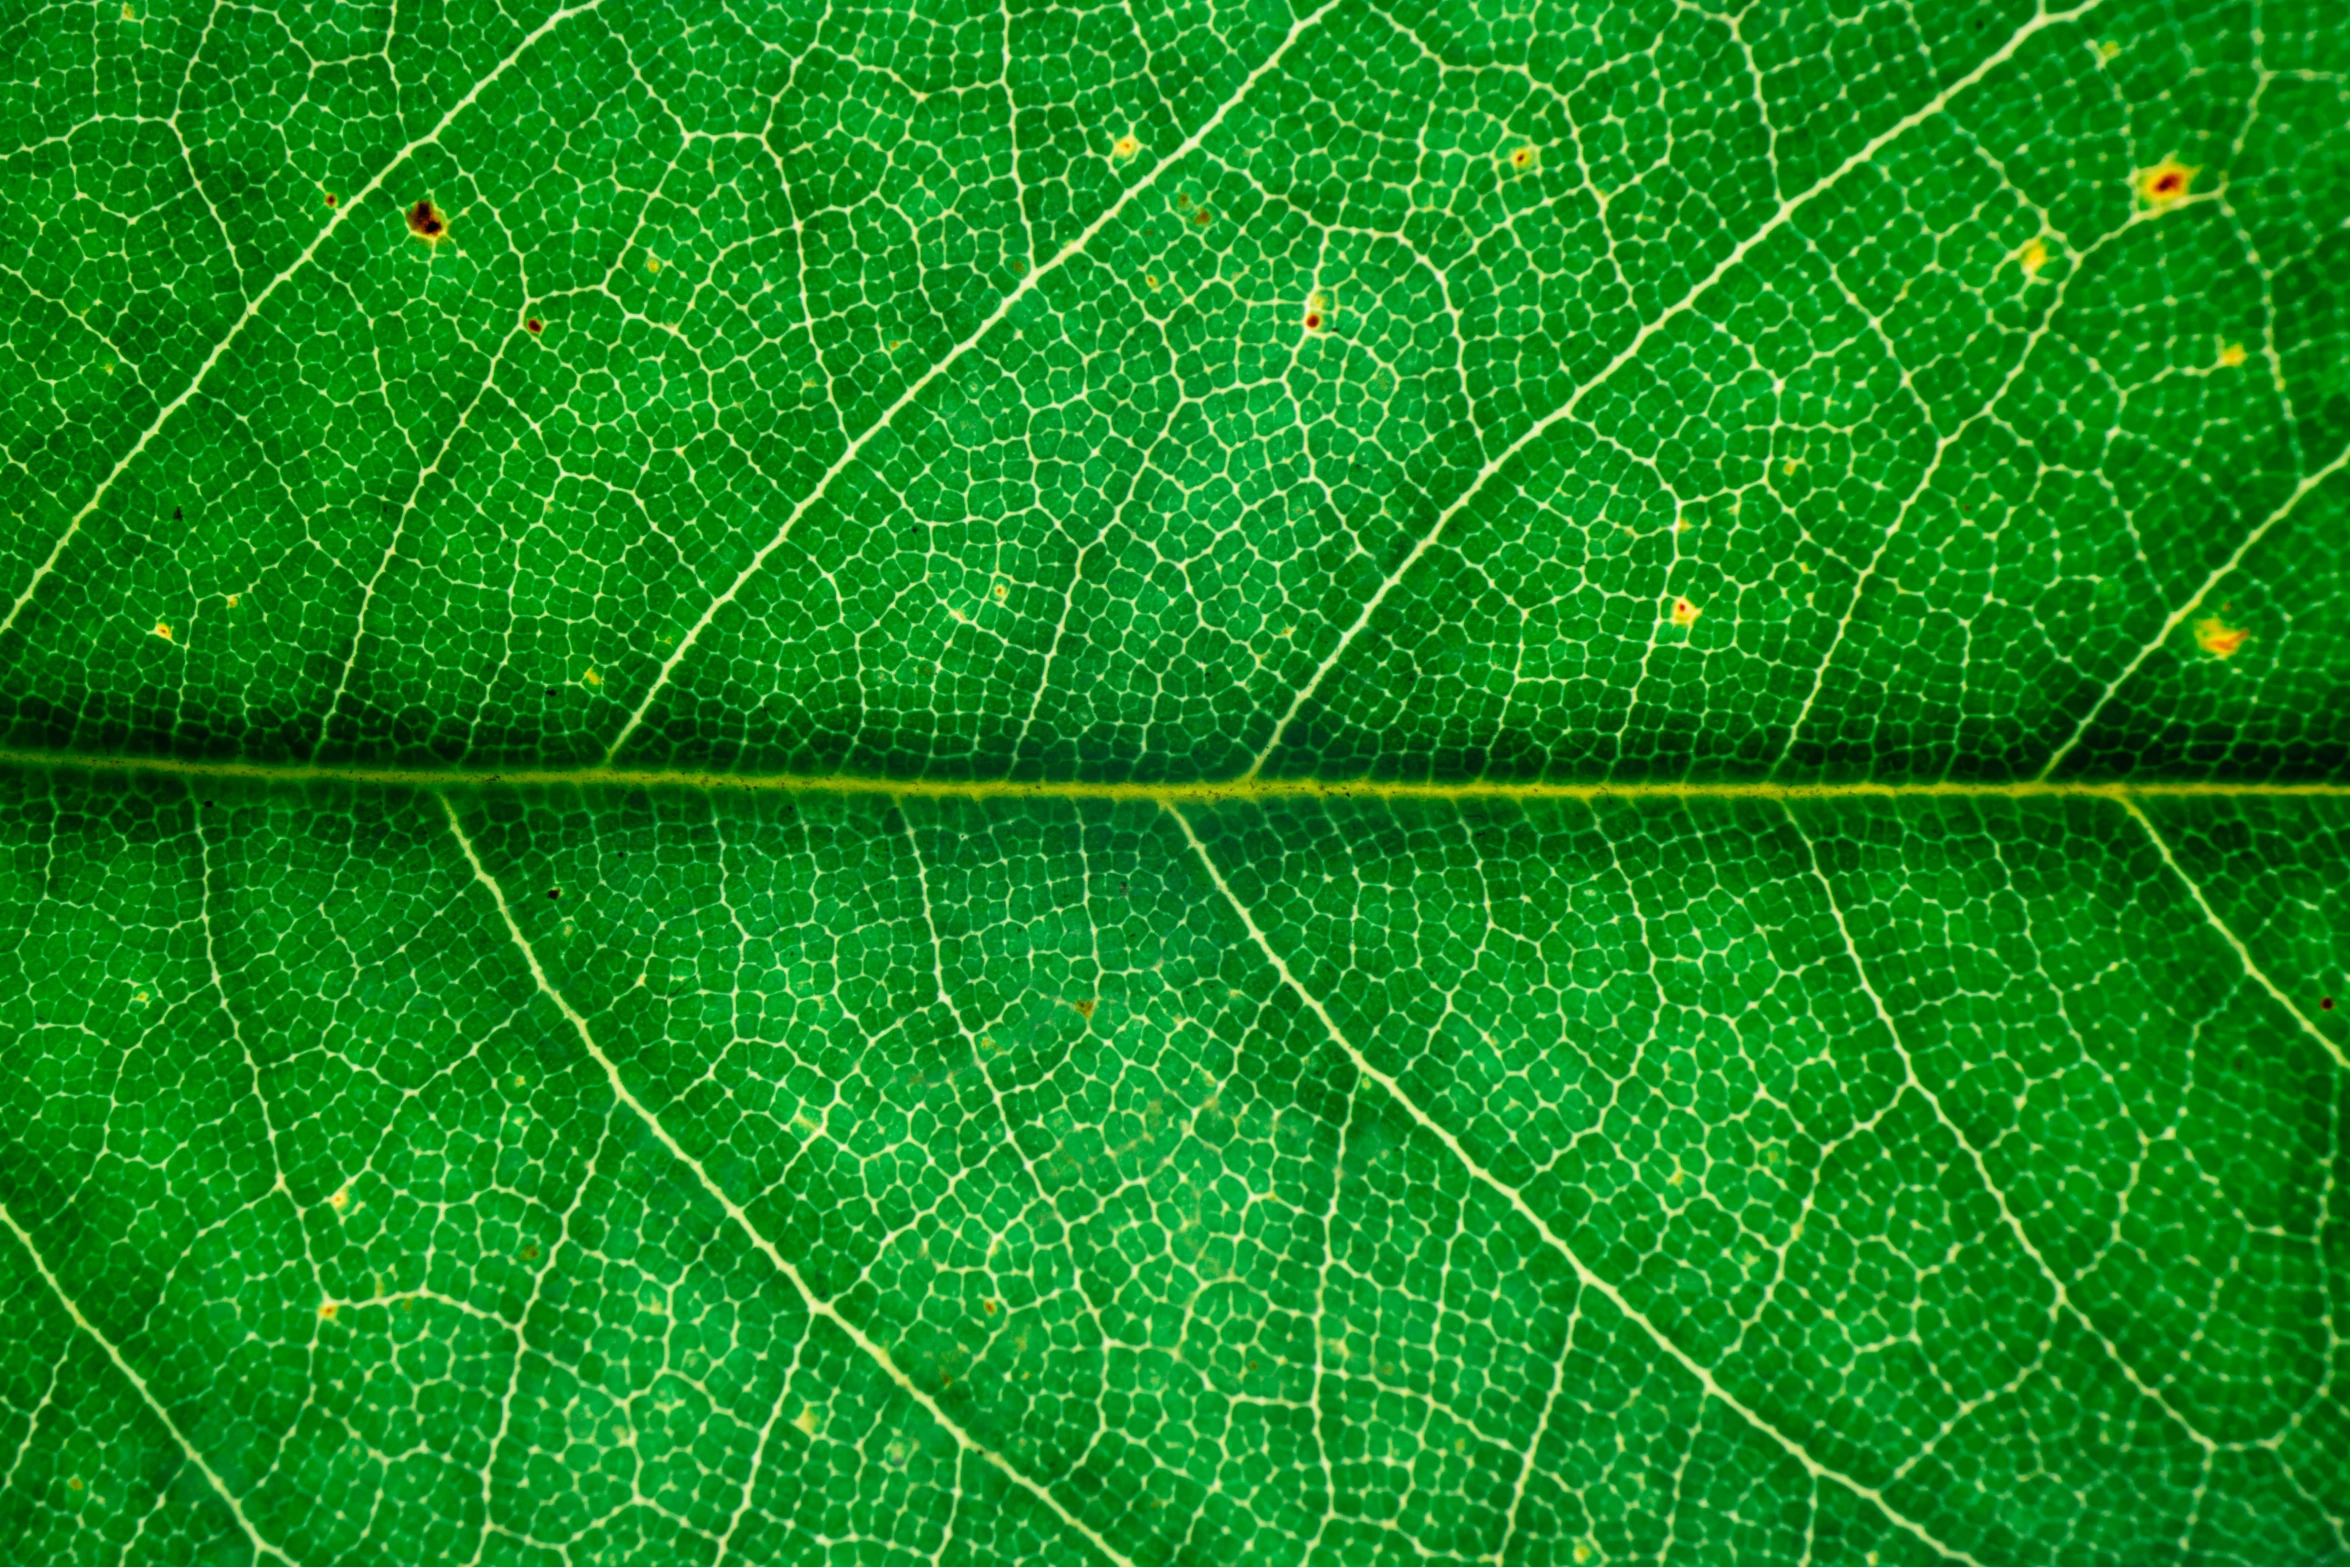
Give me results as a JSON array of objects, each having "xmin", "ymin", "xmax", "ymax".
[
  {"xmin": 1111, "ymin": 134, "xmax": 1140, "ymax": 162},
  {"xmin": 319, "ymin": 1303, "xmax": 338, "ymax": 1320},
  {"xmin": 1670, "ymin": 597, "xmax": 1700, "ymax": 629},
  {"xmin": 2136, "ymin": 159, "xmax": 2195, "ymax": 209},
  {"xmin": 152, "ymin": 621, "xmax": 172, "ymax": 641},
  {"xmin": 2217, "ymin": 342, "xmax": 2246, "ymax": 368},
  {"xmin": 2193, "ymin": 617, "xmax": 2247, "ymax": 658},
  {"xmin": 2016, "ymin": 237, "xmax": 2050, "ymax": 280}
]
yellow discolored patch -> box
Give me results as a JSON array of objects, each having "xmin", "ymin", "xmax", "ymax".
[
  {"xmin": 2193, "ymin": 617, "xmax": 2248, "ymax": 659},
  {"xmin": 2136, "ymin": 158, "xmax": 2195, "ymax": 210},
  {"xmin": 319, "ymin": 1302, "xmax": 338, "ymax": 1321},
  {"xmin": 1507, "ymin": 144, "xmax": 1538, "ymax": 172},
  {"xmin": 120, "ymin": 3, "xmax": 134, "ymax": 17},
  {"xmin": 2218, "ymin": 342, "xmax": 2247, "ymax": 368},
  {"xmin": 152, "ymin": 621, "xmax": 172, "ymax": 641},
  {"xmin": 582, "ymin": 668, "xmax": 602, "ymax": 686},
  {"xmin": 794, "ymin": 1407, "xmax": 821, "ymax": 1436},
  {"xmin": 328, "ymin": 1188, "xmax": 350, "ymax": 1211},
  {"xmin": 646, "ymin": 256, "xmax": 661, "ymax": 273},
  {"xmin": 1071, "ymin": 997, "xmax": 1098, "ymax": 1019},
  {"xmin": 225, "ymin": 593, "xmax": 240, "ymax": 608},
  {"xmin": 2098, "ymin": 39, "xmax": 2121, "ymax": 62},
  {"xmin": 993, "ymin": 581, "xmax": 1008, "ymax": 601},
  {"xmin": 2015, "ymin": 237, "xmax": 2050, "ymax": 280},
  {"xmin": 1670, "ymin": 597, "xmax": 1700, "ymax": 628},
  {"xmin": 1111, "ymin": 134, "xmax": 1141, "ymax": 162}
]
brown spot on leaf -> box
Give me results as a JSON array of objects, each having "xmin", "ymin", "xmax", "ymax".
[
  {"xmin": 2136, "ymin": 159, "xmax": 2195, "ymax": 209},
  {"xmin": 1071, "ymin": 997, "xmax": 1097, "ymax": 1019},
  {"xmin": 1508, "ymin": 144, "xmax": 1537, "ymax": 171},
  {"xmin": 526, "ymin": 317, "xmax": 543, "ymax": 334},
  {"xmin": 407, "ymin": 199, "xmax": 446, "ymax": 240},
  {"xmin": 2193, "ymin": 616, "xmax": 2247, "ymax": 659}
]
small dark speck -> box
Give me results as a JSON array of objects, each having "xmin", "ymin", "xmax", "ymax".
[
  {"xmin": 547, "ymin": 888, "xmax": 562, "ymax": 900},
  {"xmin": 546, "ymin": 686, "xmax": 559, "ymax": 697},
  {"xmin": 2324, "ymin": 997, "xmax": 2336, "ymax": 1011},
  {"xmin": 173, "ymin": 507, "xmax": 182, "ymax": 520}
]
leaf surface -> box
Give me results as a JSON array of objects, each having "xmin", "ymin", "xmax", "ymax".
[{"xmin": 0, "ymin": 0, "xmax": 2345, "ymax": 1561}]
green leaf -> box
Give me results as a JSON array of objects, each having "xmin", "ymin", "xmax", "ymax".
[{"xmin": 0, "ymin": 0, "xmax": 2343, "ymax": 1563}]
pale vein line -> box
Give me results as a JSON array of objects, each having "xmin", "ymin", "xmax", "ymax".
[
  {"xmin": 0, "ymin": 0, "xmax": 609, "ymax": 649},
  {"xmin": 2119, "ymin": 797, "xmax": 2349, "ymax": 1072},
  {"xmin": 436, "ymin": 795, "xmax": 1135, "ymax": 1567},
  {"xmin": 0, "ymin": 1202, "xmax": 307, "ymax": 1566},
  {"xmin": 1786, "ymin": 804, "xmax": 2225, "ymax": 1452},
  {"xmin": 600, "ymin": 0, "xmax": 1346, "ymax": 763},
  {"xmin": 2038, "ymin": 432, "xmax": 2350, "ymax": 778},
  {"xmin": 1162, "ymin": 802, "xmax": 1987, "ymax": 1567},
  {"xmin": 6, "ymin": 746, "xmax": 2346, "ymax": 803},
  {"xmin": 1242, "ymin": 0, "xmax": 2096, "ymax": 777}
]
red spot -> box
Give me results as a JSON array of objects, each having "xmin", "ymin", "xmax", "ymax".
[
  {"xmin": 1304, "ymin": 313, "xmax": 1321, "ymax": 330},
  {"xmin": 526, "ymin": 318, "xmax": 543, "ymax": 334}
]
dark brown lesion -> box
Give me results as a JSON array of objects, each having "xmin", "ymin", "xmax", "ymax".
[{"xmin": 407, "ymin": 198, "xmax": 446, "ymax": 239}]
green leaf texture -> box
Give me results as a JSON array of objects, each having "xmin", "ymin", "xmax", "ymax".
[{"xmin": 1, "ymin": 0, "xmax": 2346, "ymax": 1562}]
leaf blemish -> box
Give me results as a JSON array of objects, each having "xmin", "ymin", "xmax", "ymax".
[
  {"xmin": 1670, "ymin": 597, "xmax": 1700, "ymax": 628},
  {"xmin": 2217, "ymin": 342, "xmax": 2245, "ymax": 367},
  {"xmin": 1112, "ymin": 133, "xmax": 1140, "ymax": 163},
  {"xmin": 1072, "ymin": 997, "xmax": 1097, "ymax": 1019},
  {"xmin": 152, "ymin": 621, "xmax": 172, "ymax": 641},
  {"xmin": 526, "ymin": 317, "xmax": 543, "ymax": 334},
  {"xmin": 2136, "ymin": 158, "xmax": 2195, "ymax": 209},
  {"xmin": 2016, "ymin": 237, "xmax": 2050, "ymax": 280},
  {"xmin": 2193, "ymin": 617, "xmax": 2247, "ymax": 658},
  {"xmin": 407, "ymin": 199, "xmax": 446, "ymax": 240},
  {"xmin": 1508, "ymin": 144, "xmax": 1538, "ymax": 171}
]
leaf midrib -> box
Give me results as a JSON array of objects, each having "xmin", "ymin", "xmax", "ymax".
[{"xmin": 0, "ymin": 748, "xmax": 2337, "ymax": 801}]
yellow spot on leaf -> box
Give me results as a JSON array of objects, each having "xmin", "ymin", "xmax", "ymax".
[
  {"xmin": 2097, "ymin": 39, "xmax": 2121, "ymax": 62},
  {"xmin": 1111, "ymin": 134, "xmax": 1140, "ymax": 162},
  {"xmin": 319, "ymin": 1303, "xmax": 338, "ymax": 1321},
  {"xmin": 120, "ymin": 3, "xmax": 134, "ymax": 17},
  {"xmin": 993, "ymin": 581, "xmax": 1008, "ymax": 601},
  {"xmin": 2193, "ymin": 617, "xmax": 2248, "ymax": 659},
  {"xmin": 1670, "ymin": 597, "xmax": 1700, "ymax": 628},
  {"xmin": 794, "ymin": 1407, "xmax": 821, "ymax": 1436},
  {"xmin": 152, "ymin": 621, "xmax": 172, "ymax": 641},
  {"xmin": 1145, "ymin": 272, "xmax": 1160, "ymax": 289},
  {"xmin": 646, "ymin": 256, "xmax": 661, "ymax": 273},
  {"xmin": 225, "ymin": 593, "xmax": 240, "ymax": 608},
  {"xmin": 1508, "ymin": 144, "xmax": 1538, "ymax": 171},
  {"xmin": 2218, "ymin": 342, "xmax": 2246, "ymax": 368},
  {"xmin": 2136, "ymin": 158, "xmax": 2196, "ymax": 210},
  {"xmin": 329, "ymin": 1188, "xmax": 350, "ymax": 1211},
  {"xmin": 582, "ymin": 668, "xmax": 602, "ymax": 686},
  {"xmin": 2016, "ymin": 237, "xmax": 2050, "ymax": 280}
]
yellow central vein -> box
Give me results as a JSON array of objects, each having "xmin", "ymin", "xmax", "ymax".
[
  {"xmin": 0, "ymin": 1203, "xmax": 306, "ymax": 1566},
  {"xmin": 1162, "ymin": 801, "xmax": 1989, "ymax": 1567},
  {"xmin": 436, "ymin": 796, "xmax": 1134, "ymax": 1567},
  {"xmin": 2, "ymin": 747, "xmax": 2344, "ymax": 803}
]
